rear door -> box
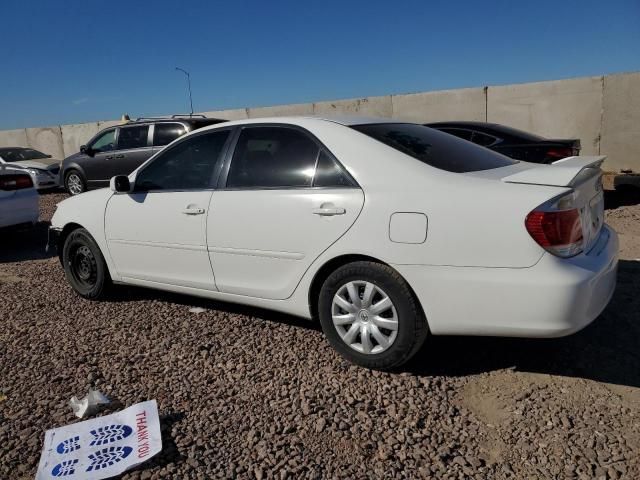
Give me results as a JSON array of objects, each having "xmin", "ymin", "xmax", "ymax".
[{"xmin": 207, "ymin": 125, "xmax": 364, "ymax": 300}]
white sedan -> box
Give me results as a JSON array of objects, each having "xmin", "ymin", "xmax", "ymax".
[
  {"xmin": 0, "ymin": 147, "xmax": 61, "ymax": 190},
  {"xmin": 0, "ymin": 166, "xmax": 39, "ymax": 229},
  {"xmin": 49, "ymin": 117, "xmax": 618, "ymax": 369}
]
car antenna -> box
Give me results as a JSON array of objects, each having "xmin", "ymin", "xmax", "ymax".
[{"xmin": 175, "ymin": 67, "xmax": 194, "ymax": 117}]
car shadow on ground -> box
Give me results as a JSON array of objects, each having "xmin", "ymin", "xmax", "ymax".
[
  {"xmin": 0, "ymin": 220, "xmax": 55, "ymax": 263},
  {"xmin": 404, "ymin": 259, "xmax": 640, "ymax": 389},
  {"xmin": 604, "ymin": 188, "xmax": 640, "ymax": 209},
  {"xmin": 110, "ymin": 261, "xmax": 640, "ymax": 389},
  {"xmin": 108, "ymin": 285, "xmax": 322, "ymax": 332}
]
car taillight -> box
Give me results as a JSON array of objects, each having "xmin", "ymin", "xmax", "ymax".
[
  {"xmin": 525, "ymin": 208, "xmax": 584, "ymax": 258},
  {"xmin": 546, "ymin": 147, "xmax": 574, "ymax": 159},
  {"xmin": 0, "ymin": 174, "xmax": 34, "ymax": 191}
]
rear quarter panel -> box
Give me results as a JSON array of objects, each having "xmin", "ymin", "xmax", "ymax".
[{"xmin": 298, "ymin": 119, "xmax": 562, "ymax": 268}]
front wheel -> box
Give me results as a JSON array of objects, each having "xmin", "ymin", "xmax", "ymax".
[
  {"xmin": 318, "ymin": 261, "xmax": 428, "ymax": 370},
  {"xmin": 64, "ymin": 170, "xmax": 86, "ymax": 195},
  {"xmin": 62, "ymin": 228, "xmax": 111, "ymax": 299}
]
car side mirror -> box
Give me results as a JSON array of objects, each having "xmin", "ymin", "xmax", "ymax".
[
  {"xmin": 80, "ymin": 145, "xmax": 94, "ymax": 157},
  {"xmin": 110, "ymin": 175, "xmax": 131, "ymax": 193}
]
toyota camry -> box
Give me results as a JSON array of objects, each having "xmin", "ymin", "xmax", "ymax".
[{"xmin": 49, "ymin": 117, "xmax": 618, "ymax": 370}]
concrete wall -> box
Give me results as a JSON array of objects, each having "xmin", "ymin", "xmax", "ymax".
[
  {"xmin": 391, "ymin": 87, "xmax": 486, "ymax": 123},
  {"xmin": 600, "ymin": 72, "xmax": 640, "ymax": 172},
  {"xmin": 487, "ymin": 76, "xmax": 603, "ymax": 155},
  {"xmin": 0, "ymin": 72, "xmax": 638, "ymax": 172}
]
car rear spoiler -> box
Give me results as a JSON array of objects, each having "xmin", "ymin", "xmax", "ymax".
[{"xmin": 501, "ymin": 156, "xmax": 605, "ymax": 187}]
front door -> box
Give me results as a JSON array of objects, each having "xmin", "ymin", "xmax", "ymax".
[
  {"xmin": 105, "ymin": 129, "xmax": 232, "ymax": 289},
  {"xmin": 207, "ymin": 126, "xmax": 364, "ymax": 300},
  {"xmin": 82, "ymin": 128, "xmax": 117, "ymax": 188}
]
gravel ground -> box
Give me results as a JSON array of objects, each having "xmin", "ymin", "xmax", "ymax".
[{"xmin": 1, "ymin": 190, "xmax": 639, "ymax": 479}]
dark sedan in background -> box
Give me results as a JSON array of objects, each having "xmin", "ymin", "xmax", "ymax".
[{"xmin": 426, "ymin": 121, "xmax": 580, "ymax": 164}]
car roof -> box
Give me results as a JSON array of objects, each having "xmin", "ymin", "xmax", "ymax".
[
  {"xmin": 101, "ymin": 117, "xmax": 228, "ymax": 129},
  {"xmin": 0, "ymin": 147, "xmax": 34, "ymax": 151},
  {"xmin": 197, "ymin": 115, "xmax": 408, "ymax": 130}
]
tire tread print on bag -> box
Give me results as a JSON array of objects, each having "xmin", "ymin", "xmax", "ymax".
[
  {"xmin": 86, "ymin": 445, "xmax": 133, "ymax": 471},
  {"xmin": 89, "ymin": 424, "xmax": 133, "ymax": 446},
  {"xmin": 56, "ymin": 435, "xmax": 80, "ymax": 454},
  {"xmin": 51, "ymin": 459, "xmax": 79, "ymax": 477}
]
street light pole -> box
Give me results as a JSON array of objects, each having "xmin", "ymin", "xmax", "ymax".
[{"xmin": 175, "ymin": 67, "xmax": 194, "ymax": 116}]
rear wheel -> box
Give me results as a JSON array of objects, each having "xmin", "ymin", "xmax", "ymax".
[
  {"xmin": 318, "ymin": 261, "xmax": 428, "ymax": 370},
  {"xmin": 65, "ymin": 170, "xmax": 86, "ymax": 195},
  {"xmin": 62, "ymin": 228, "xmax": 111, "ymax": 299}
]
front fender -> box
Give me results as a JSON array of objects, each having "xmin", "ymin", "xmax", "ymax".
[{"xmin": 51, "ymin": 188, "xmax": 120, "ymax": 281}]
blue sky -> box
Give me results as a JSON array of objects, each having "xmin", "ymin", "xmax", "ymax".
[{"xmin": 1, "ymin": 0, "xmax": 638, "ymax": 129}]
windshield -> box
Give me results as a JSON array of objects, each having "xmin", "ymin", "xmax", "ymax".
[
  {"xmin": 352, "ymin": 123, "xmax": 518, "ymax": 173},
  {"xmin": 0, "ymin": 148, "xmax": 48, "ymax": 162}
]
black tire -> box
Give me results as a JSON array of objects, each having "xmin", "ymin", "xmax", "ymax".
[
  {"xmin": 64, "ymin": 169, "xmax": 86, "ymax": 195},
  {"xmin": 62, "ymin": 228, "xmax": 111, "ymax": 300},
  {"xmin": 318, "ymin": 261, "xmax": 428, "ymax": 370}
]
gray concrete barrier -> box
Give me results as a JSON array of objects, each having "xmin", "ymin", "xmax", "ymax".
[
  {"xmin": 392, "ymin": 87, "xmax": 486, "ymax": 123},
  {"xmin": 0, "ymin": 72, "xmax": 638, "ymax": 172},
  {"xmin": 600, "ymin": 72, "xmax": 640, "ymax": 172},
  {"xmin": 487, "ymin": 76, "xmax": 603, "ymax": 156}
]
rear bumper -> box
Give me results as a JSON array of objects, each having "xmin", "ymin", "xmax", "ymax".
[{"xmin": 395, "ymin": 225, "xmax": 619, "ymax": 337}]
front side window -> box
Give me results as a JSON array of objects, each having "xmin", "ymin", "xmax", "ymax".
[
  {"xmin": 353, "ymin": 123, "xmax": 517, "ymax": 173},
  {"xmin": 135, "ymin": 130, "xmax": 230, "ymax": 191},
  {"xmin": 153, "ymin": 123, "xmax": 186, "ymax": 146},
  {"xmin": 90, "ymin": 129, "xmax": 116, "ymax": 153},
  {"xmin": 117, "ymin": 125, "xmax": 149, "ymax": 150},
  {"xmin": 226, "ymin": 127, "xmax": 319, "ymax": 189}
]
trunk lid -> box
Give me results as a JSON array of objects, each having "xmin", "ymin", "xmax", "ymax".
[{"xmin": 502, "ymin": 156, "xmax": 605, "ymax": 254}]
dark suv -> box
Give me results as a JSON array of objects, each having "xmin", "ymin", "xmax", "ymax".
[{"xmin": 60, "ymin": 115, "xmax": 227, "ymax": 195}]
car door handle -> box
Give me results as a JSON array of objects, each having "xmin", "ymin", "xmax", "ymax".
[
  {"xmin": 312, "ymin": 207, "xmax": 346, "ymax": 216},
  {"xmin": 114, "ymin": 154, "xmax": 125, "ymax": 159},
  {"xmin": 182, "ymin": 207, "xmax": 205, "ymax": 215}
]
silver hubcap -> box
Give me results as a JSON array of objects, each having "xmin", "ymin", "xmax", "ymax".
[
  {"xmin": 67, "ymin": 174, "xmax": 83, "ymax": 195},
  {"xmin": 332, "ymin": 281, "xmax": 398, "ymax": 355}
]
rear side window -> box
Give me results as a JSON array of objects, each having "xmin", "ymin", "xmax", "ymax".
[
  {"xmin": 135, "ymin": 131, "xmax": 229, "ymax": 191},
  {"xmin": 352, "ymin": 123, "xmax": 517, "ymax": 173},
  {"xmin": 154, "ymin": 123, "xmax": 186, "ymax": 146},
  {"xmin": 313, "ymin": 150, "xmax": 355, "ymax": 187},
  {"xmin": 226, "ymin": 127, "xmax": 319, "ymax": 188},
  {"xmin": 118, "ymin": 125, "xmax": 149, "ymax": 150}
]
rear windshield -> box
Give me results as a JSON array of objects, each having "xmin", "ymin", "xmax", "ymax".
[{"xmin": 352, "ymin": 123, "xmax": 517, "ymax": 173}]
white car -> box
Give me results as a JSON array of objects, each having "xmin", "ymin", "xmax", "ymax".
[
  {"xmin": 0, "ymin": 147, "xmax": 61, "ymax": 190},
  {"xmin": 0, "ymin": 165, "xmax": 39, "ymax": 229},
  {"xmin": 49, "ymin": 117, "xmax": 618, "ymax": 369}
]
